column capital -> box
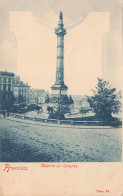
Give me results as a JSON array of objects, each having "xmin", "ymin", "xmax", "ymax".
[
  {"xmin": 55, "ymin": 11, "xmax": 67, "ymax": 36},
  {"xmin": 55, "ymin": 28, "xmax": 66, "ymax": 36}
]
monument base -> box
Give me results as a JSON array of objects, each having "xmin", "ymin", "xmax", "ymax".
[{"xmin": 51, "ymin": 84, "xmax": 68, "ymax": 97}]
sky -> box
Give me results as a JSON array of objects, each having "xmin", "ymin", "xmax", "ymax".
[{"xmin": 9, "ymin": 11, "xmax": 110, "ymax": 95}]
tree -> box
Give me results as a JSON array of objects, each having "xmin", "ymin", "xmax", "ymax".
[
  {"xmin": 68, "ymin": 95, "xmax": 74, "ymax": 104},
  {"xmin": 87, "ymin": 78, "xmax": 122, "ymax": 120},
  {"xmin": 45, "ymin": 92, "xmax": 50, "ymax": 103},
  {"xmin": 18, "ymin": 94, "xmax": 24, "ymax": 103},
  {"xmin": 49, "ymin": 96, "xmax": 70, "ymax": 120},
  {"xmin": 79, "ymin": 106, "xmax": 90, "ymax": 118},
  {"xmin": 0, "ymin": 90, "xmax": 16, "ymax": 116}
]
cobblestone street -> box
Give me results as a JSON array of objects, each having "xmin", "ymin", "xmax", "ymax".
[{"xmin": 0, "ymin": 118, "xmax": 122, "ymax": 162}]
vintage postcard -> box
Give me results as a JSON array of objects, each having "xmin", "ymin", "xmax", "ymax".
[{"xmin": 0, "ymin": 0, "xmax": 123, "ymax": 195}]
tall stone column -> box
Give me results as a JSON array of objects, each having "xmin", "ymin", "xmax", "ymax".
[{"xmin": 51, "ymin": 11, "xmax": 68, "ymax": 97}]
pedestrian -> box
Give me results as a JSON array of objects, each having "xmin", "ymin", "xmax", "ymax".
[{"xmin": 3, "ymin": 110, "xmax": 5, "ymax": 118}]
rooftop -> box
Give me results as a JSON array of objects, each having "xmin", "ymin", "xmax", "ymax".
[{"xmin": 0, "ymin": 71, "xmax": 15, "ymax": 77}]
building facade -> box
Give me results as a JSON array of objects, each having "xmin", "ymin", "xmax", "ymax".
[
  {"xmin": 0, "ymin": 71, "xmax": 15, "ymax": 91},
  {"xmin": 51, "ymin": 11, "xmax": 68, "ymax": 97},
  {"xmin": 29, "ymin": 89, "xmax": 46, "ymax": 104},
  {"xmin": 13, "ymin": 76, "xmax": 30, "ymax": 103}
]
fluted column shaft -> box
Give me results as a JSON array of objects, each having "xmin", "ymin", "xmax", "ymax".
[{"xmin": 55, "ymin": 35, "xmax": 64, "ymax": 84}]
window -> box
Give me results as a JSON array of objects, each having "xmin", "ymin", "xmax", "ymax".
[
  {"xmin": 8, "ymin": 84, "xmax": 11, "ymax": 91},
  {"xmin": 3, "ymin": 77, "xmax": 6, "ymax": 83},
  {"xmin": 8, "ymin": 78, "xmax": 11, "ymax": 83},
  {"xmin": 3, "ymin": 84, "xmax": 6, "ymax": 91}
]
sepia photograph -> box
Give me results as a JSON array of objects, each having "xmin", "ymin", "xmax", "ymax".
[{"xmin": 0, "ymin": 0, "xmax": 122, "ymax": 164}]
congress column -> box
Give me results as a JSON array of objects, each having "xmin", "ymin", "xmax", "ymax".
[{"xmin": 51, "ymin": 11, "xmax": 68, "ymax": 97}]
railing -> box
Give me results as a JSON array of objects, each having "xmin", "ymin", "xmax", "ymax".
[{"xmin": 7, "ymin": 113, "xmax": 117, "ymax": 126}]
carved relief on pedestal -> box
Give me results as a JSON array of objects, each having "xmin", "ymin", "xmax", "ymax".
[{"xmin": 56, "ymin": 67, "xmax": 64, "ymax": 84}]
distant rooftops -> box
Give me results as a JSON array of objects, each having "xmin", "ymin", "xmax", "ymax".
[
  {"xmin": 13, "ymin": 75, "xmax": 30, "ymax": 87},
  {"xmin": 30, "ymin": 88, "xmax": 45, "ymax": 92},
  {"xmin": 0, "ymin": 71, "xmax": 15, "ymax": 77},
  {"xmin": 13, "ymin": 80, "xmax": 30, "ymax": 87}
]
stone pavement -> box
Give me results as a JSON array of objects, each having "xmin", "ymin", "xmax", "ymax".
[{"xmin": 0, "ymin": 116, "xmax": 116, "ymax": 130}]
